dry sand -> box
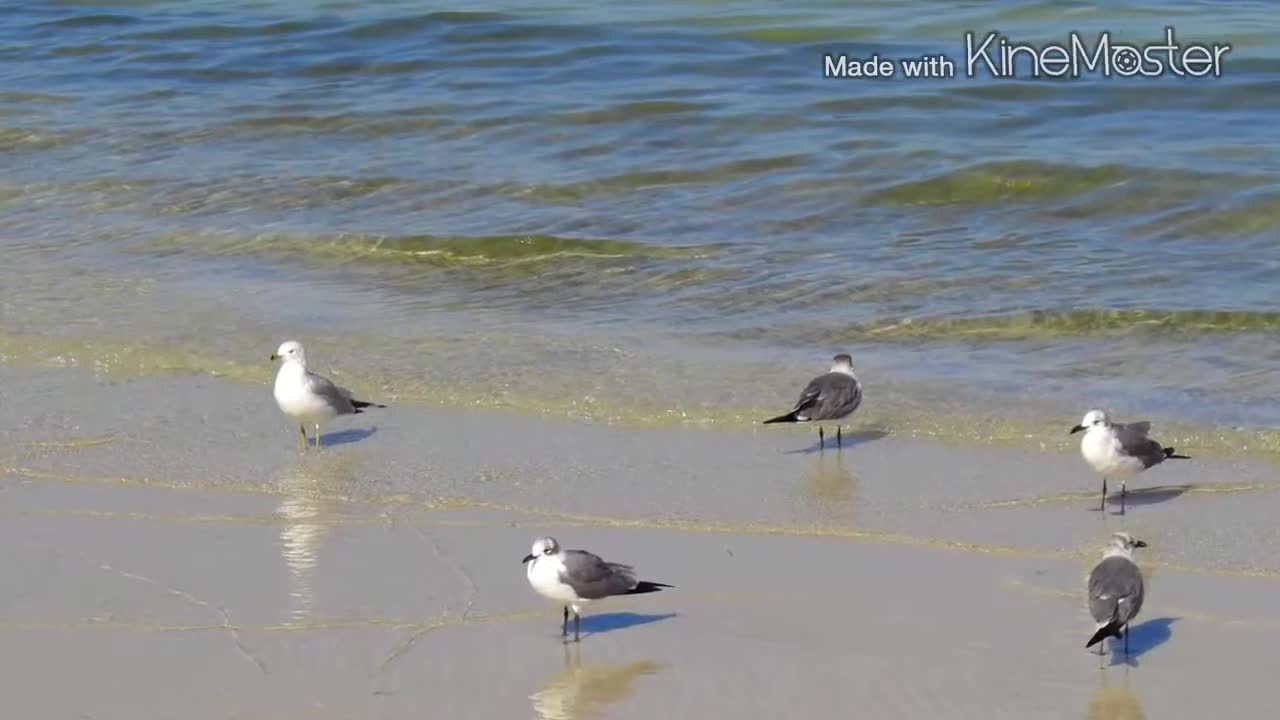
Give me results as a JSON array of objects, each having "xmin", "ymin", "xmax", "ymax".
[{"xmin": 2, "ymin": 364, "xmax": 1279, "ymax": 718}]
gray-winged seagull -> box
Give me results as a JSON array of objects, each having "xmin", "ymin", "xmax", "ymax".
[
  {"xmin": 1086, "ymin": 531, "xmax": 1147, "ymax": 657},
  {"xmin": 523, "ymin": 536, "xmax": 671, "ymax": 642},
  {"xmin": 763, "ymin": 353, "xmax": 863, "ymax": 449},
  {"xmin": 1070, "ymin": 409, "xmax": 1188, "ymax": 514}
]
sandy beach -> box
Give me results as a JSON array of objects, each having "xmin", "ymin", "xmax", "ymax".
[{"xmin": 3, "ymin": 363, "xmax": 1278, "ymax": 719}]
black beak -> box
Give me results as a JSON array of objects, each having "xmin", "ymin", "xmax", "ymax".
[
  {"xmin": 269, "ymin": 353, "xmax": 280, "ymax": 361},
  {"xmin": 1133, "ymin": 540, "xmax": 1147, "ymax": 548},
  {"xmin": 1069, "ymin": 424, "xmax": 1085, "ymax": 435},
  {"xmin": 522, "ymin": 554, "xmax": 535, "ymax": 564}
]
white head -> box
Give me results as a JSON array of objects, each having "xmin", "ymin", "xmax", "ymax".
[
  {"xmin": 1105, "ymin": 531, "xmax": 1147, "ymax": 557},
  {"xmin": 830, "ymin": 353, "xmax": 855, "ymax": 376},
  {"xmin": 1069, "ymin": 409, "xmax": 1109, "ymax": 435},
  {"xmin": 522, "ymin": 536, "xmax": 561, "ymax": 564},
  {"xmin": 270, "ymin": 340, "xmax": 306, "ymax": 367}
]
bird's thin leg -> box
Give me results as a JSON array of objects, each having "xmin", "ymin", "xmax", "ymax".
[
  {"xmin": 1120, "ymin": 480, "xmax": 1127, "ymax": 516},
  {"xmin": 1100, "ymin": 477, "xmax": 1108, "ymax": 511},
  {"xmin": 562, "ymin": 606, "xmax": 568, "ymax": 637},
  {"xmin": 1124, "ymin": 624, "xmax": 1129, "ymax": 658},
  {"xmin": 299, "ymin": 425, "xmax": 309, "ymax": 452},
  {"xmin": 574, "ymin": 611, "xmax": 581, "ymax": 643},
  {"xmin": 837, "ymin": 426, "xmax": 843, "ymax": 448},
  {"xmin": 314, "ymin": 424, "xmax": 322, "ymax": 450},
  {"xmin": 818, "ymin": 426, "xmax": 825, "ymax": 450}
]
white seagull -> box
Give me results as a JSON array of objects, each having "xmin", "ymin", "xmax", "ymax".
[
  {"xmin": 523, "ymin": 536, "xmax": 671, "ymax": 642},
  {"xmin": 1070, "ymin": 409, "xmax": 1188, "ymax": 514},
  {"xmin": 270, "ymin": 340, "xmax": 385, "ymax": 450},
  {"xmin": 763, "ymin": 353, "xmax": 863, "ymax": 449},
  {"xmin": 1086, "ymin": 531, "xmax": 1147, "ymax": 657}
]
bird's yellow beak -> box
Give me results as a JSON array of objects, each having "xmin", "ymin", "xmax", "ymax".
[{"xmin": 269, "ymin": 353, "xmax": 281, "ymax": 361}]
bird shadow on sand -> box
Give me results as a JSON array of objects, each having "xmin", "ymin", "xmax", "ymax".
[
  {"xmin": 577, "ymin": 612, "xmax": 678, "ymax": 638},
  {"xmin": 784, "ymin": 429, "xmax": 889, "ymax": 455},
  {"xmin": 319, "ymin": 427, "xmax": 378, "ymax": 447},
  {"xmin": 1096, "ymin": 485, "xmax": 1195, "ymax": 514},
  {"xmin": 1106, "ymin": 617, "xmax": 1178, "ymax": 667}
]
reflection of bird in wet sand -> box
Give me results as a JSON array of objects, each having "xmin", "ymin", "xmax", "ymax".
[
  {"xmin": 793, "ymin": 450, "xmax": 855, "ymax": 507},
  {"xmin": 1087, "ymin": 674, "xmax": 1146, "ymax": 720},
  {"xmin": 275, "ymin": 454, "xmax": 357, "ymax": 624},
  {"xmin": 530, "ymin": 644, "xmax": 665, "ymax": 720}
]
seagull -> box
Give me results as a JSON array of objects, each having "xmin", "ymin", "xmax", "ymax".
[
  {"xmin": 522, "ymin": 536, "xmax": 671, "ymax": 642},
  {"xmin": 1086, "ymin": 531, "xmax": 1147, "ymax": 657},
  {"xmin": 270, "ymin": 340, "xmax": 385, "ymax": 451},
  {"xmin": 763, "ymin": 353, "xmax": 863, "ymax": 449},
  {"xmin": 1070, "ymin": 409, "xmax": 1188, "ymax": 514}
]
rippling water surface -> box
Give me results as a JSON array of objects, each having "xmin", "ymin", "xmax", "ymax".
[{"xmin": 3, "ymin": 1, "xmax": 1279, "ymax": 436}]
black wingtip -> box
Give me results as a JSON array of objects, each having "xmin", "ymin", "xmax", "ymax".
[
  {"xmin": 351, "ymin": 400, "xmax": 387, "ymax": 410},
  {"xmin": 626, "ymin": 581, "xmax": 672, "ymax": 595},
  {"xmin": 762, "ymin": 412, "xmax": 798, "ymax": 424},
  {"xmin": 1085, "ymin": 621, "xmax": 1123, "ymax": 648},
  {"xmin": 1164, "ymin": 447, "xmax": 1190, "ymax": 459}
]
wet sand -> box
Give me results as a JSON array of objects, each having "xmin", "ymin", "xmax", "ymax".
[{"xmin": 3, "ymin": 364, "xmax": 1279, "ymax": 718}]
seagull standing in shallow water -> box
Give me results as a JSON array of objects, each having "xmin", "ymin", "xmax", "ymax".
[
  {"xmin": 523, "ymin": 536, "xmax": 671, "ymax": 642},
  {"xmin": 763, "ymin": 353, "xmax": 863, "ymax": 449},
  {"xmin": 1070, "ymin": 409, "xmax": 1188, "ymax": 514},
  {"xmin": 270, "ymin": 340, "xmax": 385, "ymax": 451},
  {"xmin": 1086, "ymin": 531, "xmax": 1147, "ymax": 657}
]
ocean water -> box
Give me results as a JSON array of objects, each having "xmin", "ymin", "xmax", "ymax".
[{"xmin": 2, "ymin": 1, "xmax": 1279, "ymax": 442}]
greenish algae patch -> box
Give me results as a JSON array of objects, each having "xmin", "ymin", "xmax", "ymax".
[
  {"xmin": 868, "ymin": 161, "xmax": 1133, "ymax": 206},
  {"xmin": 523, "ymin": 154, "xmax": 812, "ymax": 201},
  {"xmin": 717, "ymin": 309, "xmax": 1280, "ymax": 347},
  {"xmin": 0, "ymin": 333, "xmax": 268, "ymax": 384},
  {"xmin": 860, "ymin": 308, "xmax": 1280, "ymax": 341},
  {"xmin": 131, "ymin": 231, "xmax": 716, "ymax": 269},
  {"xmin": 1176, "ymin": 191, "xmax": 1280, "ymax": 237}
]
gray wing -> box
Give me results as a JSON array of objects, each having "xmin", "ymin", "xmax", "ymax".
[
  {"xmin": 1087, "ymin": 556, "xmax": 1144, "ymax": 625},
  {"xmin": 1113, "ymin": 421, "xmax": 1167, "ymax": 468},
  {"xmin": 304, "ymin": 371, "xmax": 357, "ymax": 415},
  {"xmin": 1121, "ymin": 421, "xmax": 1151, "ymax": 435},
  {"xmin": 792, "ymin": 373, "xmax": 862, "ymax": 422},
  {"xmin": 559, "ymin": 550, "xmax": 638, "ymax": 599}
]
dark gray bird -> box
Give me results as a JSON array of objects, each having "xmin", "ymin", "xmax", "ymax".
[
  {"xmin": 1070, "ymin": 409, "xmax": 1188, "ymax": 514},
  {"xmin": 523, "ymin": 536, "xmax": 671, "ymax": 642},
  {"xmin": 1086, "ymin": 532, "xmax": 1147, "ymax": 657},
  {"xmin": 763, "ymin": 353, "xmax": 863, "ymax": 448}
]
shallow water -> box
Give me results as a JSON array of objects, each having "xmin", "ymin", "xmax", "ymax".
[{"xmin": 2, "ymin": 1, "xmax": 1279, "ymax": 434}]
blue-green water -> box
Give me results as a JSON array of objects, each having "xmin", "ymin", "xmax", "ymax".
[{"xmin": 2, "ymin": 1, "xmax": 1279, "ymax": 431}]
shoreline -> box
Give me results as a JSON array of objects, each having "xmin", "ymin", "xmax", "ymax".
[{"xmin": 4, "ymin": 328, "xmax": 1279, "ymax": 464}]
